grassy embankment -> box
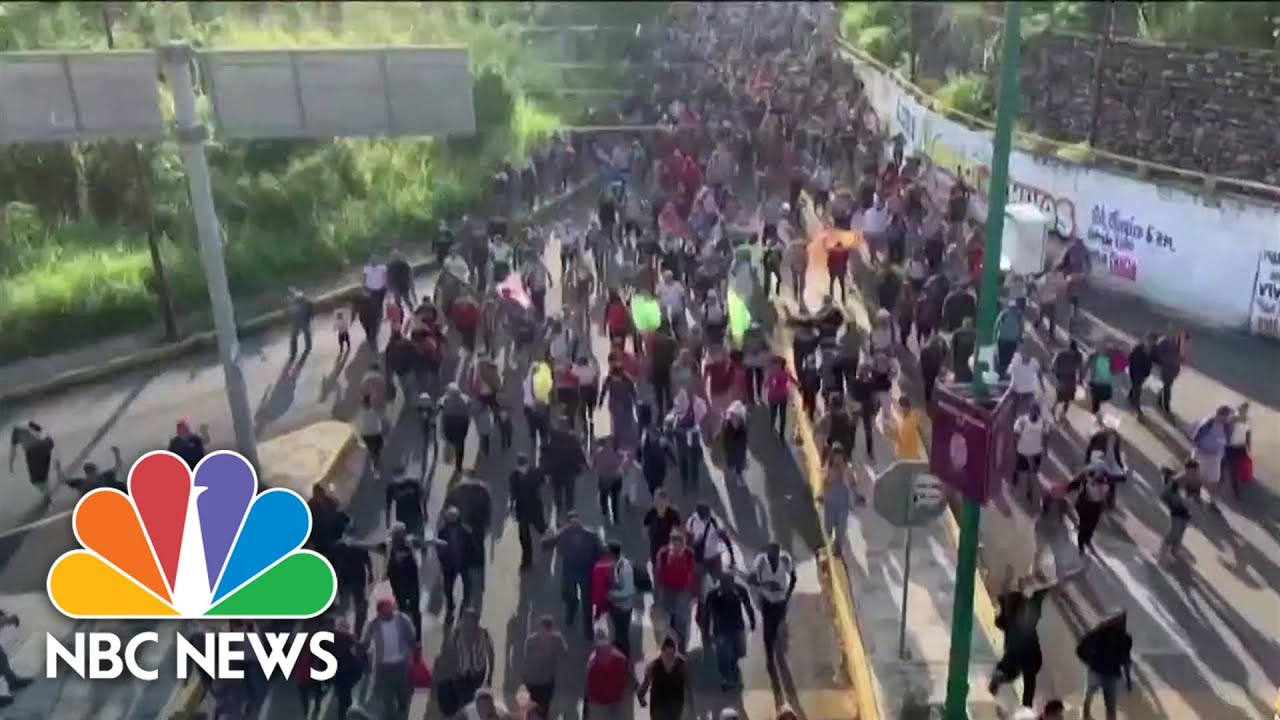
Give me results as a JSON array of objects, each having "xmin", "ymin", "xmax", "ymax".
[{"xmin": 0, "ymin": 2, "xmax": 631, "ymax": 362}]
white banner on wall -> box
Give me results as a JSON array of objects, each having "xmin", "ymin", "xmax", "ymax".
[
  {"xmin": 1250, "ymin": 250, "xmax": 1280, "ymax": 339},
  {"xmin": 844, "ymin": 45, "xmax": 1280, "ymax": 330}
]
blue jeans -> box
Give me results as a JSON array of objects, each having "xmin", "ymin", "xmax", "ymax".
[
  {"xmin": 713, "ymin": 630, "xmax": 746, "ymax": 688},
  {"xmin": 660, "ymin": 588, "xmax": 691, "ymax": 650},
  {"xmin": 1084, "ymin": 671, "xmax": 1119, "ymax": 720}
]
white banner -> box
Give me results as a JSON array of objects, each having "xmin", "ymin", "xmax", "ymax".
[
  {"xmin": 1250, "ymin": 250, "xmax": 1280, "ymax": 339},
  {"xmin": 843, "ymin": 44, "xmax": 1280, "ymax": 330}
]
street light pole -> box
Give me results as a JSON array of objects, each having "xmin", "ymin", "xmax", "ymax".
[
  {"xmin": 942, "ymin": 2, "xmax": 1021, "ymax": 718},
  {"xmin": 161, "ymin": 42, "xmax": 260, "ymax": 468}
]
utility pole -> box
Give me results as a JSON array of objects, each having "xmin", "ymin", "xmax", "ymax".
[
  {"xmin": 101, "ymin": 2, "xmax": 178, "ymax": 340},
  {"xmin": 942, "ymin": 2, "xmax": 1021, "ymax": 719},
  {"xmin": 161, "ymin": 42, "xmax": 259, "ymax": 468},
  {"xmin": 1086, "ymin": 2, "xmax": 1115, "ymax": 147}
]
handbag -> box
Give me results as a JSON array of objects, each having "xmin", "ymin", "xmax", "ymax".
[
  {"xmin": 409, "ymin": 651, "xmax": 433, "ymax": 690},
  {"xmin": 1238, "ymin": 452, "xmax": 1255, "ymax": 484}
]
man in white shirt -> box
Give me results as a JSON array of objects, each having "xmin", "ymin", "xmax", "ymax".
[
  {"xmin": 360, "ymin": 598, "xmax": 416, "ymax": 718},
  {"xmin": 1013, "ymin": 403, "xmax": 1048, "ymax": 502},
  {"xmin": 657, "ymin": 270, "xmax": 687, "ymax": 336},
  {"xmin": 1008, "ymin": 349, "xmax": 1045, "ymax": 412},
  {"xmin": 749, "ymin": 540, "xmax": 797, "ymax": 660}
]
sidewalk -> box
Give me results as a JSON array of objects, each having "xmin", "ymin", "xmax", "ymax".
[{"xmin": 795, "ymin": 191, "xmax": 1279, "ymax": 719}]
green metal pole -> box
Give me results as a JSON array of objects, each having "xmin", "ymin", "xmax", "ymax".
[{"xmin": 943, "ymin": 3, "xmax": 1022, "ymax": 719}]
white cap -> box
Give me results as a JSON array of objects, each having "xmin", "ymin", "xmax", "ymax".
[
  {"xmin": 1011, "ymin": 709, "xmax": 1039, "ymax": 720},
  {"xmin": 719, "ymin": 710, "xmax": 740, "ymax": 720}
]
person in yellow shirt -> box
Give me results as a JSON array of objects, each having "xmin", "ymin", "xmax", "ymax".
[{"xmin": 893, "ymin": 395, "xmax": 926, "ymax": 460}]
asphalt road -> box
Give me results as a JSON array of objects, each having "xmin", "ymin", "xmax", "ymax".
[{"xmin": 0, "ymin": 190, "xmax": 852, "ymax": 720}]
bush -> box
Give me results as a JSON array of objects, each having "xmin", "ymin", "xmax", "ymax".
[
  {"xmin": 933, "ymin": 73, "xmax": 994, "ymax": 120},
  {"xmin": 0, "ymin": 2, "xmax": 641, "ymax": 361}
]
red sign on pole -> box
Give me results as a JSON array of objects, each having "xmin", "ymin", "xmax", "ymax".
[{"xmin": 929, "ymin": 382, "xmax": 1017, "ymax": 504}]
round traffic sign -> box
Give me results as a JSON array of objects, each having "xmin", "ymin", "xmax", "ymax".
[{"xmin": 873, "ymin": 460, "xmax": 950, "ymax": 528}]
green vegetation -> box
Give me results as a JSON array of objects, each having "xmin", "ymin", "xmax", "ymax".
[
  {"xmin": 0, "ymin": 1, "xmax": 660, "ymax": 361},
  {"xmin": 932, "ymin": 73, "xmax": 994, "ymax": 121}
]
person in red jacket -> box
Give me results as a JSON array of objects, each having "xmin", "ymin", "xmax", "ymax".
[
  {"xmin": 584, "ymin": 626, "xmax": 634, "ymax": 720},
  {"xmin": 602, "ymin": 292, "xmax": 635, "ymax": 353},
  {"xmin": 654, "ymin": 530, "xmax": 697, "ymax": 650},
  {"xmin": 827, "ymin": 241, "xmax": 851, "ymax": 302},
  {"xmin": 450, "ymin": 291, "xmax": 481, "ymax": 353},
  {"xmin": 763, "ymin": 355, "xmax": 799, "ymax": 437},
  {"xmin": 590, "ymin": 548, "xmax": 616, "ymax": 622}
]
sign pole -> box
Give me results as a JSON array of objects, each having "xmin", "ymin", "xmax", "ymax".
[
  {"xmin": 898, "ymin": 503, "xmax": 914, "ymax": 660},
  {"xmin": 161, "ymin": 43, "xmax": 259, "ymax": 468},
  {"xmin": 942, "ymin": 3, "xmax": 1021, "ymax": 718}
]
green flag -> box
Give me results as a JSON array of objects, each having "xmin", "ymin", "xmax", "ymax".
[
  {"xmin": 631, "ymin": 294, "xmax": 662, "ymax": 332},
  {"xmin": 728, "ymin": 289, "xmax": 751, "ymax": 342}
]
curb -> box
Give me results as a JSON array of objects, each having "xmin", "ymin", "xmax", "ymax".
[
  {"xmin": 160, "ymin": 421, "xmax": 361, "ymax": 720},
  {"xmin": 1, "ymin": 180, "xmax": 595, "ymax": 407},
  {"xmin": 784, "ymin": 346, "xmax": 883, "ymax": 720},
  {"xmin": 795, "ymin": 189, "xmax": 1014, "ymax": 710}
]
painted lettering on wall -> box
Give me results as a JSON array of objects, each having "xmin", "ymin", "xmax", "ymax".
[
  {"xmin": 895, "ymin": 98, "xmax": 918, "ymax": 145},
  {"xmin": 1250, "ymin": 249, "xmax": 1280, "ymax": 339}
]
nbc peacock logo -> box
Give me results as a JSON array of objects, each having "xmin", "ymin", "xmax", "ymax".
[{"xmin": 46, "ymin": 450, "xmax": 337, "ymax": 619}]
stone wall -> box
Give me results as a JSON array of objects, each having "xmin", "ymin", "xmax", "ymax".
[{"xmin": 1017, "ymin": 32, "xmax": 1280, "ymax": 186}]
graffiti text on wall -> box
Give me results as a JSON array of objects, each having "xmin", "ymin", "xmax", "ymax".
[{"xmin": 1084, "ymin": 204, "xmax": 1177, "ymax": 283}]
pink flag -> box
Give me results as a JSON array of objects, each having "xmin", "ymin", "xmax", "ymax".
[{"xmin": 497, "ymin": 273, "xmax": 532, "ymax": 309}]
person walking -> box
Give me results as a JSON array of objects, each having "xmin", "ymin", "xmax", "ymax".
[
  {"xmin": 1050, "ymin": 340, "xmax": 1084, "ymax": 421},
  {"xmin": 1157, "ymin": 462, "xmax": 1196, "ymax": 562},
  {"xmin": 1190, "ymin": 405, "xmax": 1233, "ymax": 510},
  {"xmin": 522, "ymin": 615, "xmax": 568, "ymax": 718},
  {"xmin": 1223, "ymin": 402, "xmax": 1252, "ymax": 498},
  {"xmin": 359, "ymin": 598, "xmax": 416, "ymax": 720},
  {"xmin": 822, "ymin": 446, "xmax": 857, "ymax": 554},
  {"xmin": 435, "ymin": 506, "xmax": 480, "ymax": 623},
  {"xmin": 987, "ymin": 570, "xmax": 1073, "ymax": 709},
  {"xmin": 1013, "ymin": 403, "xmax": 1049, "ymax": 504},
  {"xmin": 993, "ymin": 300, "xmax": 1024, "ymax": 377},
  {"xmin": 542, "ymin": 511, "xmax": 604, "ymax": 640},
  {"xmin": 8, "ymin": 421, "xmax": 54, "ymax": 499},
  {"xmin": 1126, "ymin": 334, "xmax": 1157, "ymax": 417},
  {"xmin": 637, "ymin": 636, "xmax": 694, "ymax": 720},
  {"xmin": 603, "ymin": 539, "xmax": 638, "ymax": 658},
  {"xmin": 1069, "ymin": 462, "xmax": 1110, "ymax": 557},
  {"xmin": 749, "ymin": 540, "xmax": 797, "ymax": 663},
  {"xmin": 1154, "ymin": 329, "xmax": 1185, "ymax": 414},
  {"xmin": 356, "ymin": 393, "xmax": 387, "ymax": 473},
  {"xmin": 1085, "ymin": 343, "xmax": 1116, "ymax": 415},
  {"xmin": 439, "ymin": 383, "xmax": 473, "ymax": 474},
  {"xmin": 643, "ymin": 489, "xmax": 682, "ymax": 564},
  {"xmin": 383, "ymin": 524, "xmax": 424, "ymax": 642},
  {"xmin": 510, "ymin": 453, "xmax": 548, "ymax": 570},
  {"xmin": 328, "ymin": 617, "xmax": 364, "ymax": 720},
  {"xmin": 1077, "ymin": 612, "xmax": 1134, "ymax": 720},
  {"xmin": 654, "ymin": 530, "xmax": 697, "ymax": 651},
  {"xmin": 698, "ymin": 571, "xmax": 756, "ymax": 691},
  {"xmin": 583, "ymin": 626, "xmax": 633, "ymax": 720},
  {"xmin": 440, "ymin": 607, "xmax": 496, "ymax": 714},
  {"xmin": 287, "ymin": 287, "xmax": 314, "ymax": 361}
]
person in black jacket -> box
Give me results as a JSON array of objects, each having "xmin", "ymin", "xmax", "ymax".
[
  {"xmin": 435, "ymin": 506, "xmax": 482, "ymax": 623},
  {"xmin": 543, "ymin": 416, "xmax": 587, "ymax": 518},
  {"xmin": 509, "ymin": 453, "xmax": 548, "ymax": 570},
  {"xmin": 988, "ymin": 569, "xmax": 1078, "ymax": 709},
  {"xmin": 1126, "ymin": 333, "xmax": 1157, "ymax": 418},
  {"xmin": 1077, "ymin": 611, "xmax": 1133, "ymax": 720}
]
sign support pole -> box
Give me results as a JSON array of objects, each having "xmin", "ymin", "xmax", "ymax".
[
  {"xmin": 898, "ymin": 499, "xmax": 914, "ymax": 660},
  {"xmin": 161, "ymin": 42, "xmax": 259, "ymax": 468},
  {"xmin": 942, "ymin": 3, "xmax": 1021, "ymax": 717}
]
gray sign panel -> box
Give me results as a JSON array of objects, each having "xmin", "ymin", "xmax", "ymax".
[
  {"xmin": 0, "ymin": 51, "xmax": 164, "ymax": 143},
  {"xmin": 204, "ymin": 47, "xmax": 475, "ymax": 140}
]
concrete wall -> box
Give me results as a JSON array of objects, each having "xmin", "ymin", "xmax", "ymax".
[{"xmin": 1017, "ymin": 32, "xmax": 1280, "ymax": 186}]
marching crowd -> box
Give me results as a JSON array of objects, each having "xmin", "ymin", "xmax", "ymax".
[{"xmin": 4, "ymin": 4, "xmax": 1263, "ymax": 720}]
